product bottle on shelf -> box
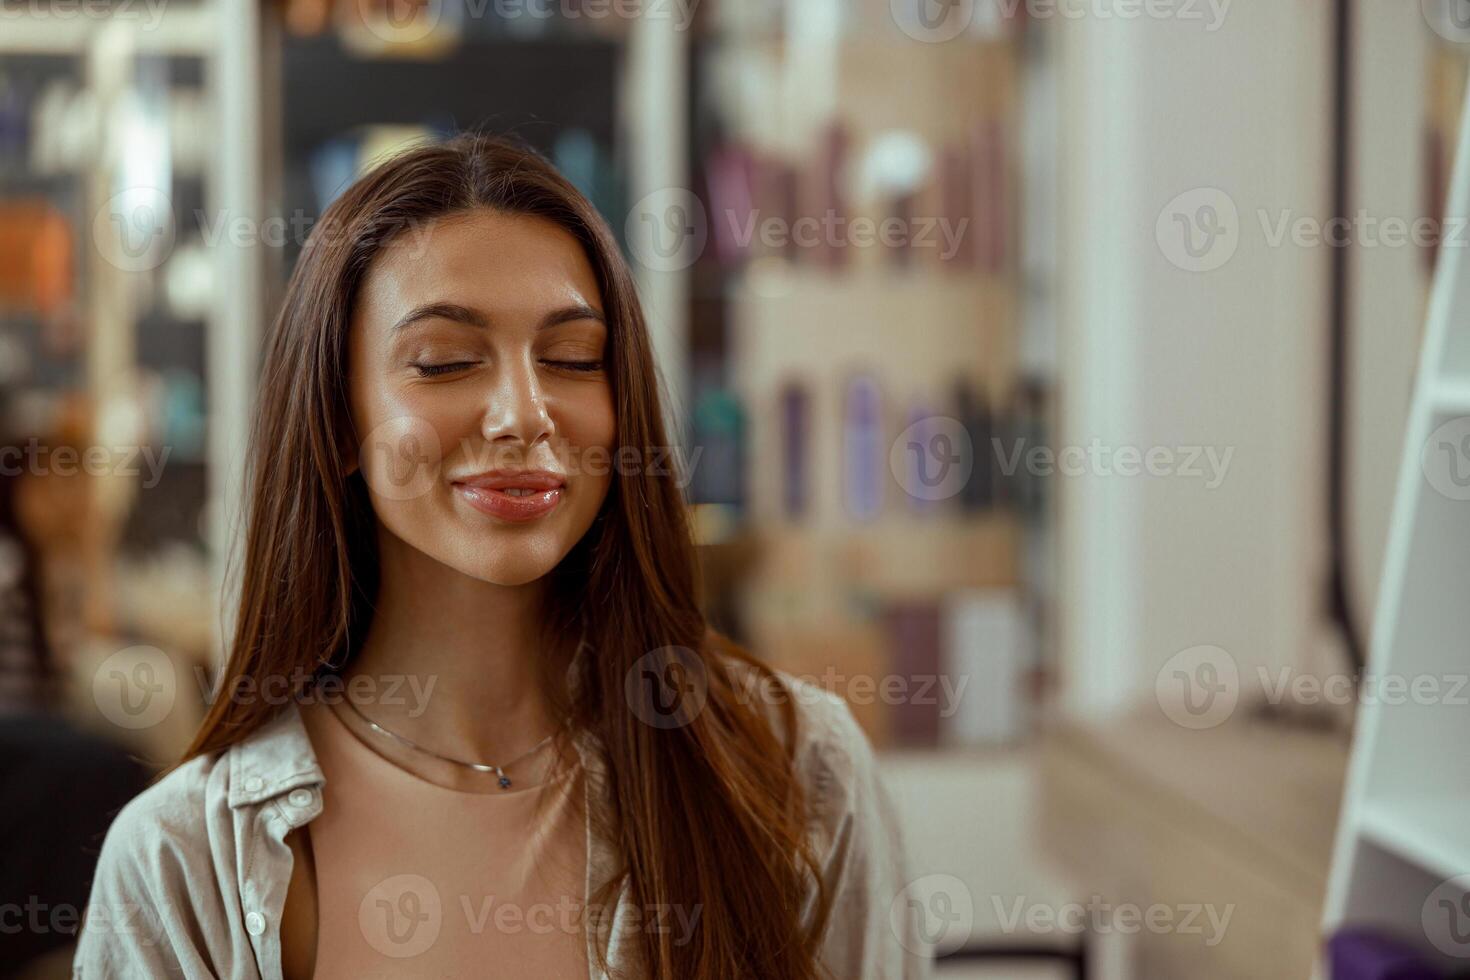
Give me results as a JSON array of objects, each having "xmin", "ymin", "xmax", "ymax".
[
  {"xmin": 778, "ymin": 380, "xmax": 810, "ymax": 521},
  {"xmin": 971, "ymin": 116, "xmax": 1009, "ymax": 273},
  {"xmin": 954, "ymin": 377, "xmax": 996, "ymax": 512},
  {"xmin": 704, "ymin": 139, "xmax": 758, "ymax": 269},
  {"xmin": 689, "ymin": 375, "xmax": 746, "ymax": 516},
  {"xmin": 901, "ymin": 402, "xmax": 945, "ymax": 517},
  {"xmin": 813, "ymin": 120, "xmax": 850, "ymax": 271},
  {"xmin": 842, "ymin": 372, "xmax": 884, "ymax": 522},
  {"xmin": 939, "ymin": 141, "xmax": 976, "ymax": 271},
  {"xmin": 1007, "ymin": 376, "xmax": 1049, "ymax": 521}
]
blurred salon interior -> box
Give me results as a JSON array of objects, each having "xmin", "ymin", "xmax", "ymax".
[{"xmin": 2, "ymin": 0, "xmax": 1469, "ymax": 977}]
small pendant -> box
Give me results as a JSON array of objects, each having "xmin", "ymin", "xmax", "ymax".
[{"xmin": 498, "ymin": 775, "xmax": 512, "ymax": 789}]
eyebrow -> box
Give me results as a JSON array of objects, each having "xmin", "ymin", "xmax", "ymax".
[{"xmin": 391, "ymin": 301, "xmax": 606, "ymax": 333}]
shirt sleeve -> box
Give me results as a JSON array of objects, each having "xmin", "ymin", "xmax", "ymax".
[
  {"xmin": 801, "ymin": 690, "xmax": 934, "ymax": 980},
  {"xmin": 72, "ymin": 782, "xmax": 221, "ymax": 979}
]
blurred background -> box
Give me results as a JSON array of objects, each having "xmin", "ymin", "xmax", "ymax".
[{"xmin": 2, "ymin": 0, "xmax": 1469, "ymax": 977}]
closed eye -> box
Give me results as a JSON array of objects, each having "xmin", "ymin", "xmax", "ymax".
[
  {"xmin": 544, "ymin": 360, "xmax": 604, "ymax": 373},
  {"xmin": 413, "ymin": 361, "xmax": 478, "ymax": 378}
]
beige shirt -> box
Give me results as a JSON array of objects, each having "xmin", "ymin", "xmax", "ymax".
[{"xmin": 73, "ymin": 668, "xmax": 933, "ymax": 979}]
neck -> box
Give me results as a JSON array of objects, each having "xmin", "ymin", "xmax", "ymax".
[{"xmin": 343, "ymin": 526, "xmax": 560, "ymax": 763}]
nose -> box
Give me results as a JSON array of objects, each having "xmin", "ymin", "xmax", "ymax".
[{"xmin": 480, "ymin": 351, "xmax": 555, "ymax": 451}]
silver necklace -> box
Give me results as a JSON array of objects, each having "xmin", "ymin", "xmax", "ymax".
[{"xmin": 339, "ymin": 696, "xmax": 562, "ymax": 790}]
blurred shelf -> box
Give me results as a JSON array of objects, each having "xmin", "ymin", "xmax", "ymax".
[
  {"xmin": 697, "ymin": 259, "xmax": 1014, "ymax": 299},
  {"xmin": 731, "ymin": 259, "xmax": 1013, "ymax": 310},
  {"xmin": 701, "ymin": 27, "xmax": 1018, "ymax": 58},
  {"xmin": 0, "ymin": 170, "xmax": 81, "ymax": 193},
  {"xmin": 0, "ymin": 7, "xmax": 216, "ymax": 56},
  {"xmin": 1358, "ymin": 794, "xmax": 1470, "ymax": 885},
  {"xmin": 298, "ymin": 24, "xmax": 625, "ymax": 60},
  {"xmin": 1431, "ymin": 377, "xmax": 1470, "ymax": 414},
  {"xmin": 279, "ymin": 31, "xmax": 625, "ymax": 210},
  {"xmin": 754, "ymin": 514, "xmax": 1020, "ymax": 598}
]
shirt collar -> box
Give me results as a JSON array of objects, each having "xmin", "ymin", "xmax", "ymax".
[{"xmin": 225, "ymin": 702, "xmax": 325, "ymax": 809}]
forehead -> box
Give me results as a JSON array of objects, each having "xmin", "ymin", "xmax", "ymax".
[{"xmin": 358, "ymin": 209, "xmax": 604, "ymax": 322}]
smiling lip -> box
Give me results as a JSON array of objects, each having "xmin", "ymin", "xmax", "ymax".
[{"xmin": 452, "ymin": 470, "xmax": 566, "ymax": 523}]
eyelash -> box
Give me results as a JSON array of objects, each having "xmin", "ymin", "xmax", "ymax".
[
  {"xmin": 412, "ymin": 360, "xmax": 604, "ymax": 378},
  {"xmin": 414, "ymin": 361, "xmax": 475, "ymax": 377}
]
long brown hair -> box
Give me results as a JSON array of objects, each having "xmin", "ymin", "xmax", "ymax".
[{"xmin": 183, "ymin": 133, "xmax": 835, "ymax": 979}]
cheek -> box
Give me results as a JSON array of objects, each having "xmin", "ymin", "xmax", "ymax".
[
  {"xmin": 353, "ymin": 377, "xmax": 480, "ymax": 469},
  {"xmin": 349, "ymin": 378, "xmax": 476, "ymax": 518},
  {"xmin": 573, "ymin": 388, "xmax": 617, "ymax": 451},
  {"xmin": 558, "ymin": 388, "xmax": 617, "ymax": 483}
]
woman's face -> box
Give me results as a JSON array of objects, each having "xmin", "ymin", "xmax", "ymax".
[{"xmin": 346, "ymin": 209, "xmax": 615, "ymax": 586}]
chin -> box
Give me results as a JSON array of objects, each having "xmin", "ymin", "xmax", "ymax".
[
  {"xmin": 426, "ymin": 522, "xmax": 578, "ymax": 586},
  {"xmin": 455, "ymin": 551, "xmax": 563, "ymax": 587}
]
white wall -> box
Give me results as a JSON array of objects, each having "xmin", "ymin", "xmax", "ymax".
[
  {"xmin": 1053, "ymin": 2, "xmax": 1333, "ymax": 716},
  {"xmin": 1347, "ymin": 4, "xmax": 1431, "ymax": 635}
]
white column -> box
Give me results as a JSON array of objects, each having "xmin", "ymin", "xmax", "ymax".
[
  {"xmin": 624, "ymin": 10, "xmax": 691, "ymax": 446},
  {"xmin": 206, "ymin": 0, "xmax": 263, "ymax": 665},
  {"xmin": 1053, "ymin": 3, "xmax": 1331, "ymax": 717}
]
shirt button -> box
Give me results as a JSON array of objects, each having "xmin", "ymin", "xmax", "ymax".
[
  {"xmin": 287, "ymin": 788, "xmax": 314, "ymax": 808},
  {"xmin": 245, "ymin": 911, "xmax": 266, "ymax": 936},
  {"xmin": 244, "ymin": 776, "xmax": 264, "ymax": 793}
]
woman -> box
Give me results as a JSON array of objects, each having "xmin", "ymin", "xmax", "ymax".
[{"xmin": 74, "ymin": 134, "xmax": 926, "ymax": 979}]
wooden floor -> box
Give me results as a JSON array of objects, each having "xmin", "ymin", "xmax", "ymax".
[{"xmin": 1037, "ymin": 707, "xmax": 1349, "ymax": 980}]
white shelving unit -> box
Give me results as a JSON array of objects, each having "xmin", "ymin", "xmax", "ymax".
[{"xmin": 1322, "ymin": 64, "xmax": 1470, "ymax": 969}]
